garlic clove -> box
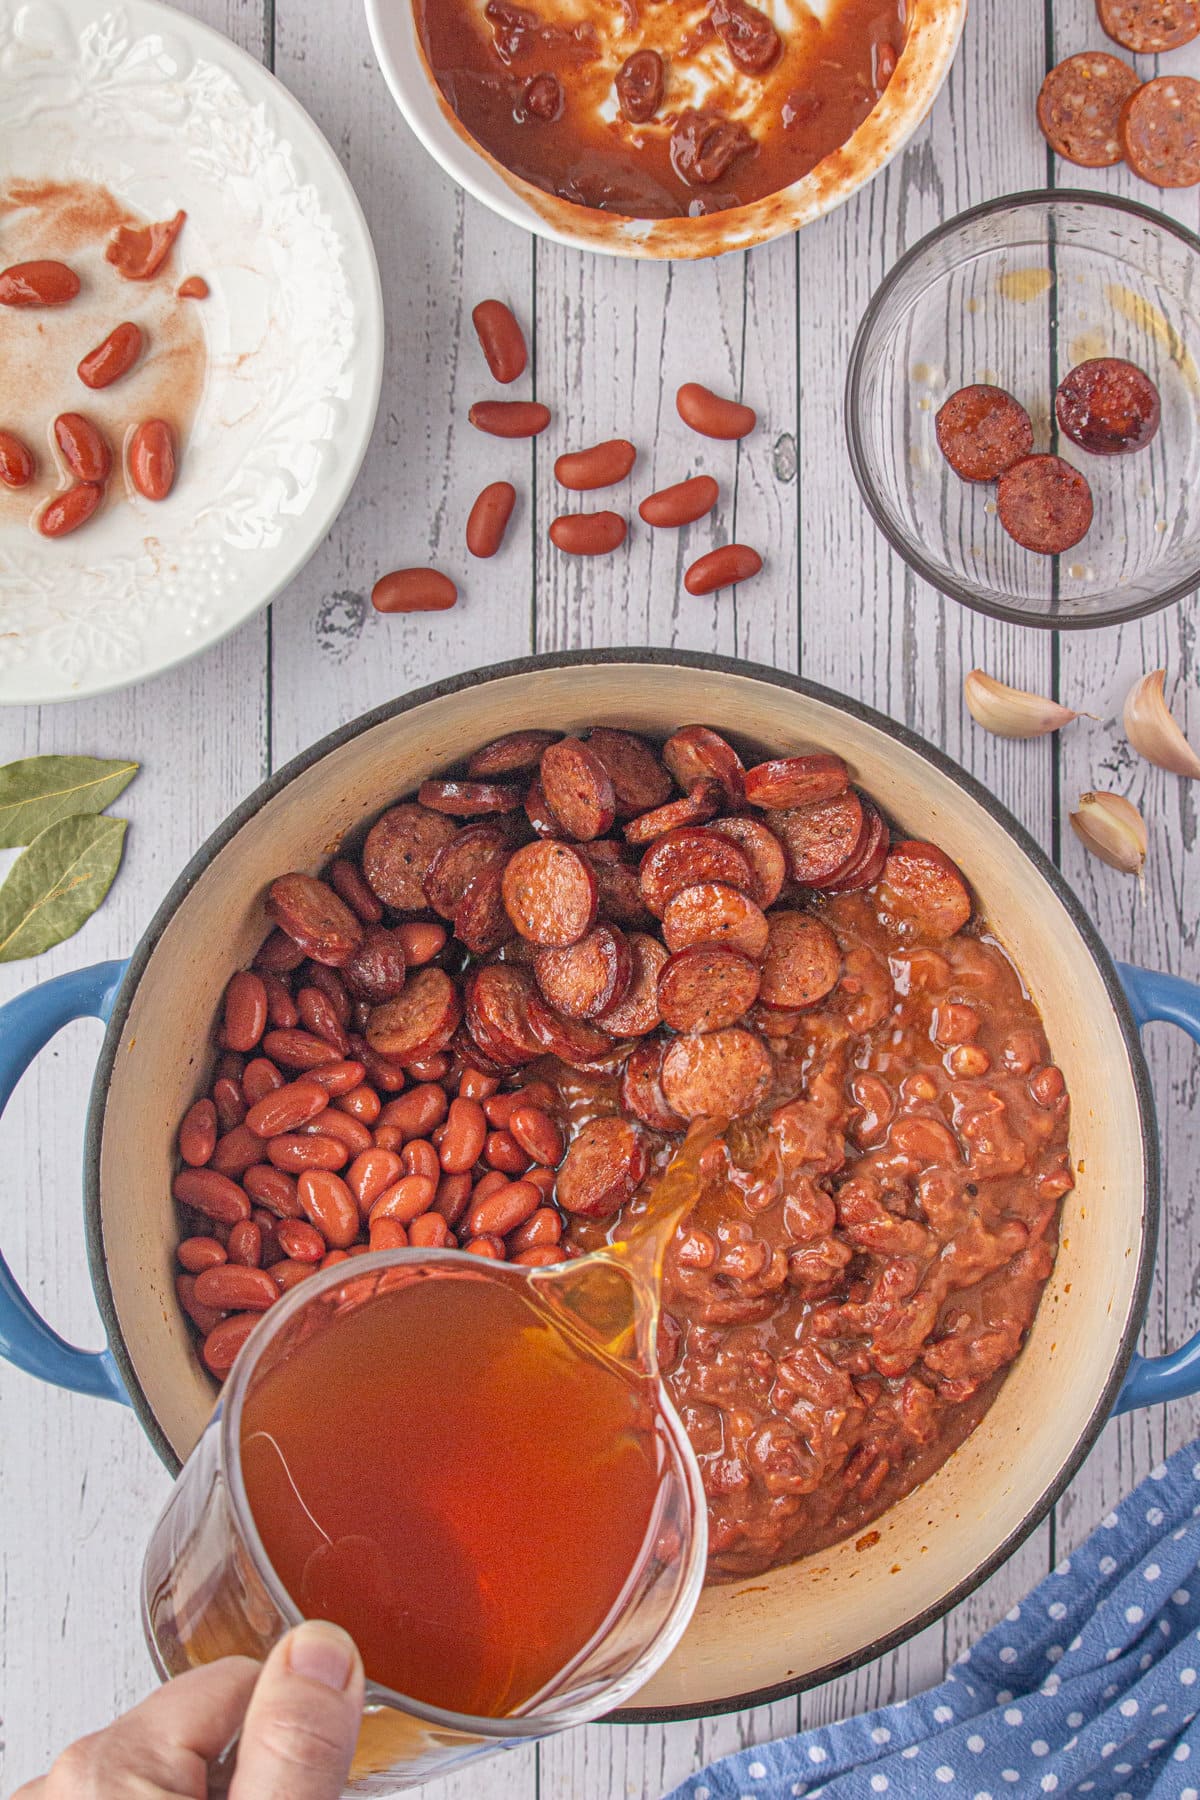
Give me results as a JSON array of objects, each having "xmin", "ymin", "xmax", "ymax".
[
  {"xmin": 964, "ymin": 669, "xmax": 1080, "ymax": 739},
  {"xmin": 1070, "ymin": 791, "xmax": 1147, "ymax": 877},
  {"xmin": 1122, "ymin": 669, "xmax": 1200, "ymax": 779}
]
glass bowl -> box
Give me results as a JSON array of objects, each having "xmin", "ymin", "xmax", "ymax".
[{"xmin": 845, "ymin": 190, "xmax": 1200, "ymax": 629}]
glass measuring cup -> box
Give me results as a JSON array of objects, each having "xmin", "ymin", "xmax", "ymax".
[{"xmin": 141, "ymin": 1134, "xmax": 711, "ymax": 1793}]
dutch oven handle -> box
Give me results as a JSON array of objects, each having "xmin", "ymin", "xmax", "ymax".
[
  {"xmin": 1115, "ymin": 962, "xmax": 1200, "ymax": 1414},
  {"xmin": 0, "ymin": 960, "xmax": 131, "ymax": 1404}
]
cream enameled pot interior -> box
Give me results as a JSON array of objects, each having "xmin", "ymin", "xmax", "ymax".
[{"xmin": 98, "ymin": 661, "xmax": 1147, "ymax": 1712}]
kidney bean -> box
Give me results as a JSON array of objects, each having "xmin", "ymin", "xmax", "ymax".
[
  {"xmin": 329, "ymin": 857, "xmax": 384, "ymax": 924},
  {"xmin": 221, "ymin": 971, "xmax": 268, "ymax": 1052},
  {"xmin": 472, "ymin": 1169, "xmax": 510, "ymax": 1203},
  {"xmin": 245, "ymin": 1076, "xmax": 328, "ymax": 1138},
  {"xmin": 617, "ymin": 48, "xmax": 665, "ymax": 121},
  {"xmin": 676, "ymin": 383, "xmax": 757, "ymax": 440},
  {"xmin": 300, "ymin": 1109, "xmax": 373, "ymax": 1156},
  {"xmin": 179, "ymin": 275, "xmax": 209, "ymax": 299},
  {"xmin": 301, "ymin": 962, "xmax": 353, "ymax": 1026},
  {"xmin": 513, "ymin": 1246, "xmax": 567, "ymax": 1266},
  {"xmin": 684, "ymin": 544, "xmax": 763, "ymax": 595},
  {"xmin": 307, "ymin": 1059, "xmax": 368, "ymax": 1097},
  {"xmin": 77, "ymin": 321, "xmax": 143, "ymax": 389},
  {"xmin": 201, "ymin": 1312, "xmax": 259, "ymax": 1375},
  {"xmin": 472, "ymin": 299, "xmax": 528, "ymax": 383},
  {"xmin": 276, "ymin": 1219, "xmax": 326, "ymax": 1262},
  {"xmin": 174, "ymin": 1168, "xmax": 251, "ymax": 1224},
  {"xmin": 466, "ymin": 480, "xmax": 517, "ymax": 558},
  {"xmin": 406, "ymin": 1053, "xmax": 451, "ymax": 1082},
  {"xmin": 211, "ymin": 1124, "xmax": 263, "ymax": 1176},
  {"xmin": 468, "ymin": 401, "xmax": 551, "ymax": 438},
  {"xmin": 318, "ymin": 1250, "xmax": 349, "ymax": 1270},
  {"xmin": 507, "ymin": 1207, "xmax": 563, "ymax": 1253},
  {"xmin": 242, "ymin": 1165, "xmax": 303, "ymax": 1218},
  {"xmin": 297, "ymin": 1169, "xmax": 359, "ymax": 1248},
  {"xmin": 524, "ymin": 1165, "xmax": 557, "ymax": 1201},
  {"xmin": 296, "ymin": 987, "xmax": 350, "ymax": 1056},
  {"xmin": 507, "ymin": 1104, "xmax": 564, "ymax": 1168},
  {"xmin": 38, "ymin": 482, "xmax": 103, "ymax": 537},
  {"xmin": 347, "ymin": 1148, "xmax": 405, "ymax": 1218},
  {"xmin": 267, "ymin": 1134, "xmax": 348, "ymax": 1173},
  {"xmin": 371, "ymin": 568, "xmax": 458, "ymax": 613},
  {"xmin": 335, "ymin": 1084, "xmax": 381, "ymax": 1123},
  {"xmin": 128, "ymin": 419, "xmax": 176, "ymax": 500},
  {"xmin": 370, "ymin": 1217, "xmax": 410, "ymax": 1252},
  {"xmin": 396, "ymin": 921, "xmax": 448, "ymax": 965},
  {"xmin": 272, "ymin": 1259, "xmax": 318, "ymax": 1293},
  {"xmin": 467, "ymin": 1177, "xmax": 542, "ymax": 1240},
  {"xmin": 227, "ymin": 1220, "xmax": 263, "ymax": 1267},
  {"xmin": 437, "ymin": 1097, "xmax": 487, "ymax": 1173},
  {"xmin": 433, "ymin": 1171, "xmax": 473, "ymax": 1226},
  {"xmin": 242, "ymin": 1057, "xmax": 285, "ymax": 1105},
  {"xmin": 178, "ymin": 1275, "xmax": 225, "ymax": 1337},
  {"xmin": 370, "ymin": 1173, "xmax": 438, "ymax": 1224},
  {"xmin": 554, "ymin": 439, "xmax": 637, "ymax": 491},
  {"xmin": 54, "ymin": 413, "xmax": 112, "ymax": 484},
  {"xmin": 261, "ymin": 1028, "xmax": 341, "ymax": 1071},
  {"xmin": 254, "ymin": 929, "xmax": 307, "ymax": 974},
  {"xmin": 0, "ymin": 260, "xmax": 80, "ymax": 306},
  {"xmin": 178, "ymin": 1236, "xmax": 227, "ymax": 1273},
  {"xmin": 178, "ymin": 1098, "xmax": 218, "ymax": 1167},
  {"xmin": 251, "ymin": 1206, "xmax": 278, "ymax": 1236},
  {"xmin": 639, "ymin": 474, "xmax": 720, "ymax": 528},
  {"xmin": 464, "ymin": 1234, "xmax": 506, "ymax": 1259},
  {"xmin": 459, "ymin": 1068, "xmax": 501, "ymax": 1103},
  {"xmin": 408, "ymin": 1212, "xmax": 452, "ymax": 1248},
  {"xmin": 401, "ymin": 1138, "xmax": 441, "ymax": 1182},
  {"xmin": 195, "ymin": 1264, "xmax": 277, "ymax": 1312},
  {"xmin": 380, "ymin": 1085, "xmax": 448, "ymax": 1141},
  {"xmin": 212, "ymin": 1077, "xmax": 246, "ymax": 1134},
  {"xmin": 548, "ymin": 511, "xmax": 627, "ymax": 556},
  {"xmin": 214, "ymin": 1051, "xmax": 246, "ymax": 1085},
  {"xmin": 484, "ymin": 1082, "xmax": 558, "ymax": 1128},
  {"xmin": 0, "ymin": 430, "xmax": 35, "ymax": 488},
  {"xmin": 373, "ymin": 1125, "xmax": 405, "ymax": 1153},
  {"xmin": 484, "ymin": 1129, "xmax": 529, "ymax": 1174}
]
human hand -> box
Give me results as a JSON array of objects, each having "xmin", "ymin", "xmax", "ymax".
[{"xmin": 14, "ymin": 1620, "xmax": 365, "ymax": 1800}]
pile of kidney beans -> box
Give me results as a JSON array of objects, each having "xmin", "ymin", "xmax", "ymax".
[{"xmin": 172, "ymin": 722, "xmax": 973, "ymax": 1381}]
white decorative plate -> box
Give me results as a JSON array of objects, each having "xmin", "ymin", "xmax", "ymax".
[{"xmin": 0, "ymin": 0, "xmax": 384, "ymax": 705}]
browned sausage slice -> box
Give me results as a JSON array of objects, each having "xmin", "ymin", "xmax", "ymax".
[
  {"xmin": 639, "ymin": 826, "xmax": 756, "ymax": 916},
  {"xmin": 265, "ymin": 875, "xmax": 364, "ymax": 967},
  {"xmin": 586, "ymin": 728, "xmax": 674, "ymax": 816},
  {"xmin": 623, "ymin": 780, "xmax": 724, "ymax": 845},
  {"xmin": 777, "ymin": 790, "xmax": 866, "ymax": 886},
  {"xmin": 423, "ymin": 823, "xmax": 512, "ymax": 919},
  {"xmin": 502, "ymin": 841, "xmax": 598, "ymax": 946},
  {"xmin": 662, "ymin": 725, "xmax": 746, "ymax": 805},
  {"xmin": 1098, "ymin": 0, "xmax": 1199, "ymax": 52},
  {"xmin": 815, "ymin": 800, "xmax": 890, "ymax": 894},
  {"xmin": 556, "ymin": 1117, "xmax": 648, "ymax": 1217},
  {"xmin": 877, "ymin": 842, "xmax": 973, "ymax": 940},
  {"xmin": 620, "ymin": 1038, "xmax": 686, "ymax": 1132},
  {"xmin": 594, "ymin": 932, "xmax": 668, "ymax": 1035},
  {"xmin": 743, "ymin": 753, "xmax": 849, "ymax": 811},
  {"xmin": 365, "ymin": 967, "xmax": 461, "ymax": 1062},
  {"xmin": 539, "ymin": 738, "xmax": 617, "ymax": 840},
  {"xmin": 526, "ymin": 995, "xmax": 615, "ymax": 1068},
  {"xmin": 464, "ymin": 964, "xmax": 542, "ymax": 1067},
  {"xmin": 706, "ymin": 815, "xmax": 787, "ymax": 907},
  {"xmin": 453, "ymin": 867, "xmax": 513, "ymax": 955},
  {"xmin": 661, "ymin": 1028, "xmax": 772, "ymax": 1121},
  {"xmin": 581, "ymin": 843, "xmax": 653, "ymax": 928},
  {"xmin": 934, "ymin": 385, "xmax": 1036, "ymax": 482},
  {"xmin": 418, "ymin": 778, "xmax": 524, "ymax": 816},
  {"xmin": 661, "ymin": 882, "xmax": 770, "ymax": 960},
  {"xmin": 1120, "ymin": 76, "xmax": 1200, "ymax": 187},
  {"xmin": 1055, "ymin": 358, "xmax": 1161, "ymax": 455},
  {"xmin": 997, "ymin": 455, "xmax": 1093, "ymax": 555},
  {"xmin": 524, "ymin": 778, "xmax": 565, "ymax": 839},
  {"xmin": 343, "ymin": 924, "xmax": 408, "ymax": 1004},
  {"xmin": 1036, "ymin": 53, "xmax": 1139, "ymax": 168},
  {"xmin": 362, "ymin": 804, "xmax": 457, "ymax": 912},
  {"xmin": 658, "ymin": 945, "xmax": 761, "ymax": 1032},
  {"xmin": 467, "ymin": 730, "xmax": 561, "ymax": 777},
  {"xmin": 759, "ymin": 912, "xmax": 842, "ymax": 1008},
  {"xmin": 534, "ymin": 926, "xmax": 633, "ymax": 1019}
]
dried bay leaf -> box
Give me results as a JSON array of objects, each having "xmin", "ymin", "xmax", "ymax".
[
  {"xmin": 0, "ymin": 815, "xmax": 128, "ymax": 962},
  {"xmin": 0, "ymin": 755, "xmax": 139, "ymax": 848}
]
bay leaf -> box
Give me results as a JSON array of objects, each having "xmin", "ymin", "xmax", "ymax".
[
  {"xmin": 0, "ymin": 815, "xmax": 128, "ymax": 962},
  {"xmin": 0, "ymin": 755, "xmax": 139, "ymax": 848}
]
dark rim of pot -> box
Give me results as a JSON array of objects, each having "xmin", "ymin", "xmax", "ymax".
[{"xmin": 83, "ymin": 646, "xmax": 1158, "ymax": 1725}]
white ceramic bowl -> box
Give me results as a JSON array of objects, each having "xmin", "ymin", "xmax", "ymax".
[
  {"xmin": 364, "ymin": 0, "xmax": 967, "ymax": 260},
  {"xmin": 0, "ymin": 0, "xmax": 383, "ymax": 705}
]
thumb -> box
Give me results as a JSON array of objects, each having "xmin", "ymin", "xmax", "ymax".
[{"xmin": 228, "ymin": 1621, "xmax": 364, "ymax": 1800}]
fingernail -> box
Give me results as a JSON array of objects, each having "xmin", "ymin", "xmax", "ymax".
[{"xmin": 286, "ymin": 1620, "xmax": 359, "ymax": 1692}]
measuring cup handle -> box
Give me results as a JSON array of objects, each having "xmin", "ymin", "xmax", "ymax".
[
  {"xmin": 1114, "ymin": 962, "xmax": 1200, "ymax": 1415},
  {"xmin": 0, "ymin": 960, "xmax": 130, "ymax": 1403}
]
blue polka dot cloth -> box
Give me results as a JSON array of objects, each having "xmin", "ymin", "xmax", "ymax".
[{"xmin": 665, "ymin": 1435, "xmax": 1200, "ymax": 1800}]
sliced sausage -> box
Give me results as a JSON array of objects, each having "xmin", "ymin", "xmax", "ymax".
[
  {"xmin": 365, "ymin": 967, "xmax": 462, "ymax": 1062},
  {"xmin": 759, "ymin": 911, "xmax": 842, "ymax": 1009},
  {"xmin": 662, "ymin": 725, "xmax": 745, "ymax": 805},
  {"xmin": 556, "ymin": 1118, "xmax": 647, "ymax": 1218},
  {"xmin": 502, "ymin": 841, "xmax": 598, "ymax": 946},
  {"xmin": 661, "ymin": 882, "xmax": 770, "ymax": 960},
  {"xmin": 581, "ymin": 843, "xmax": 654, "ymax": 928},
  {"xmin": 1120, "ymin": 76, "xmax": 1200, "ymax": 188},
  {"xmin": 465, "ymin": 964, "xmax": 543, "ymax": 1067},
  {"xmin": 996, "ymin": 455, "xmax": 1093, "ymax": 555},
  {"xmin": 454, "ymin": 867, "xmax": 513, "ymax": 955},
  {"xmin": 1055, "ymin": 358, "xmax": 1161, "ymax": 456},
  {"xmin": 624, "ymin": 780, "xmax": 724, "ymax": 844},
  {"xmin": 418, "ymin": 779, "xmax": 523, "ymax": 816},
  {"xmin": 621, "ymin": 1039, "xmax": 686, "ymax": 1132},
  {"xmin": 777, "ymin": 790, "xmax": 866, "ymax": 886},
  {"xmin": 661, "ymin": 1028, "xmax": 772, "ymax": 1121},
  {"xmin": 934, "ymin": 385, "xmax": 1036, "ymax": 482},
  {"xmin": 586, "ymin": 728, "xmax": 674, "ymax": 817},
  {"xmin": 658, "ymin": 945, "xmax": 761, "ymax": 1032},
  {"xmin": 362, "ymin": 804, "xmax": 457, "ymax": 912},
  {"xmin": 526, "ymin": 994, "xmax": 615, "ymax": 1068},
  {"xmin": 534, "ymin": 926, "xmax": 633, "ymax": 1019},
  {"xmin": 743, "ymin": 753, "xmax": 849, "ymax": 811},
  {"xmin": 342, "ymin": 925, "xmax": 408, "ymax": 1005},
  {"xmin": 810, "ymin": 799, "xmax": 889, "ymax": 894},
  {"xmin": 1036, "ymin": 53, "xmax": 1139, "ymax": 169},
  {"xmin": 638, "ymin": 826, "xmax": 756, "ymax": 916},
  {"xmin": 1098, "ymin": 0, "xmax": 1199, "ymax": 52},
  {"xmin": 468, "ymin": 730, "xmax": 561, "ymax": 778},
  {"xmin": 265, "ymin": 875, "xmax": 363, "ymax": 967},
  {"xmin": 525, "ymin": 778, "xmax": 566, "ymax": 839},
  {"xmin": 706, "ymin": 816, "xmax": 787, "ymax": 907},
  {"xmin": 423, "ymin": 823, "xmax": 513, "ymax": 919},
  {"xmin": 877, "ymin": 842, "xmax": 973, "ymax": 940},
  {"xmin": 595, "ymin": 932, "xmax": 668, "ymax": 1036},
  {"xmin": 539, "ymin": 738, "xmax": 617, "ymax": 840}
]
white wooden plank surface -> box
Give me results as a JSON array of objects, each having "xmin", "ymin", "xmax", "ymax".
[{"xmin": 2, "ymin": 0, "xmax": 1199, "ymax": 1791}]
